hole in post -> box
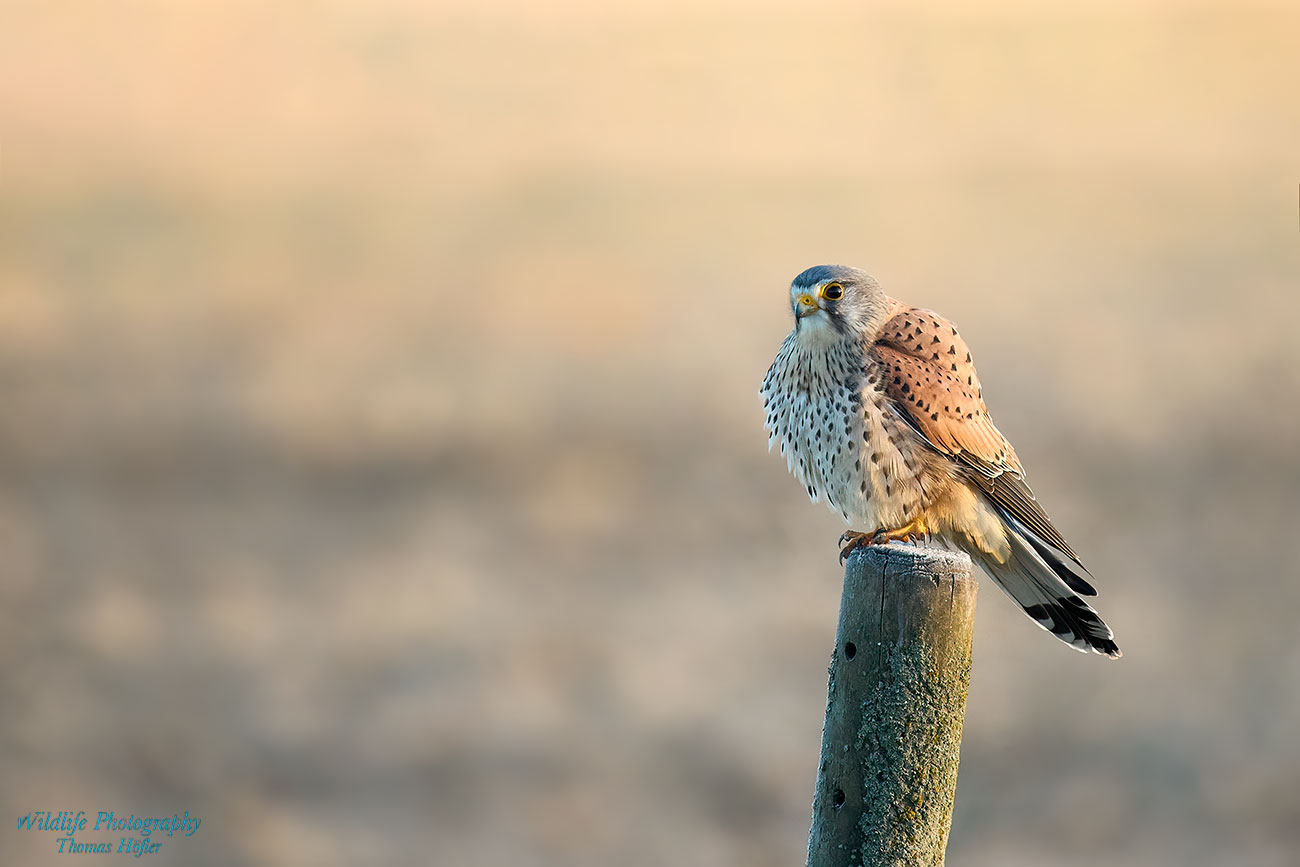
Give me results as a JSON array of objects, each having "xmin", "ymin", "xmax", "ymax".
[
  {"xmin": 843, "ymin": 642, "xmax": 856, "ymax": 660},
  {"xmin": 833, "ymin": 788, "xmax": 845, "ymax": 809}
]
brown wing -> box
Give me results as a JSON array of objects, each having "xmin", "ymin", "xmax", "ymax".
[
  {"xmin": 874, "ymin": 307, "xmax": 1019, "ymax": 471},
  {"xmin": 873, "ymin": 307, "xmax": 1084, "ymax": 563}
]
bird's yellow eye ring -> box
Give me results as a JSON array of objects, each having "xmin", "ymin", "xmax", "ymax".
[{"xmin": 821, "ymin": 282, "xmax": 844, "ymax": 301}]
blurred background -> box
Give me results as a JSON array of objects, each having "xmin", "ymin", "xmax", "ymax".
[{"xmin": 2, "ymin": 1, "xmax": 1298, "ymax": 864}]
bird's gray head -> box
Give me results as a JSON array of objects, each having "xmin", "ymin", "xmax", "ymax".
[{"xmin": 789, "ymin": 264, "xmax": 890, "ymax": 342}]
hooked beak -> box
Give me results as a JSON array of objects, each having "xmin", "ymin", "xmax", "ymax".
[{"xmin": 795, "ymin": 293, "xmax": 821, "ymax": 319}]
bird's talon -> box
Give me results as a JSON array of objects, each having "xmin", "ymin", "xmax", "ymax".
[{"xmin": 838, "ymin": 529, "xmax": 884, "ymax": 564}]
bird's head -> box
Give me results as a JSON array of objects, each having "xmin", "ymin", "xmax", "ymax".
[{"xmin": 789, "ymin": 264, "xmax": 889, "ymax": 342}]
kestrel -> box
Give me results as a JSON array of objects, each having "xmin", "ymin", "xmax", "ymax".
[{"xmin": 761, "ymin": 265, "xmax": 1119, "ymax": 657}]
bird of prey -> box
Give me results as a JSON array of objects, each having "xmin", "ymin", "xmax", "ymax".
[{"xmin": 760, "ymin": 265, "xmax": 1119, "ymax": 657}]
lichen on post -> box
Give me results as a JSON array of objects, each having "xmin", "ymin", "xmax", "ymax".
[{"xmin": 807, "ymin": 544, "xmax": 977, "ymax": 867}]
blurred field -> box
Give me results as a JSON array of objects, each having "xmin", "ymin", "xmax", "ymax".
[{"xmin": 2, "ymin": 1, "xmax": 1299, "ymax": 865}]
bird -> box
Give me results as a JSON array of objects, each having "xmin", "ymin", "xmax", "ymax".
[{"xmin": 760, "ymin": 264, "xmax": 1119, "ymax": 657}]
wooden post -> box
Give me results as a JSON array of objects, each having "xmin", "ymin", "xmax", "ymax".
[{"xmin": 807, "ymin": 544, "xmax": 977, "ymax": 867}]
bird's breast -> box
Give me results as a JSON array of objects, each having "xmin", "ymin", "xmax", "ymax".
[{"xmin": 762, "ymin": 338, "xmax": 940, "ymax": 529}]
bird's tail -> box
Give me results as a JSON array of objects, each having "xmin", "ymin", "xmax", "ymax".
[{"xmin": 971, "ymin": 514, "xmax": 1121, "ymax": 658}]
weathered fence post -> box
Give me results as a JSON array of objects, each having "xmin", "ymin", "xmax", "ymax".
[{"xmin": 807, "ymin": 543, "xmax": 977, "ymax": 867}]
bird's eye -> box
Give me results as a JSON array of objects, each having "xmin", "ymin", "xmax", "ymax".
[{"xmin": 821, "ymin": 282, "xmax": 844, "ymax": 301}]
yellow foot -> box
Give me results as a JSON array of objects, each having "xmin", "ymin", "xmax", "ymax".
[{"xmin": 838, "ymin": 519, "xmax": 930, "ymax": 564}]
